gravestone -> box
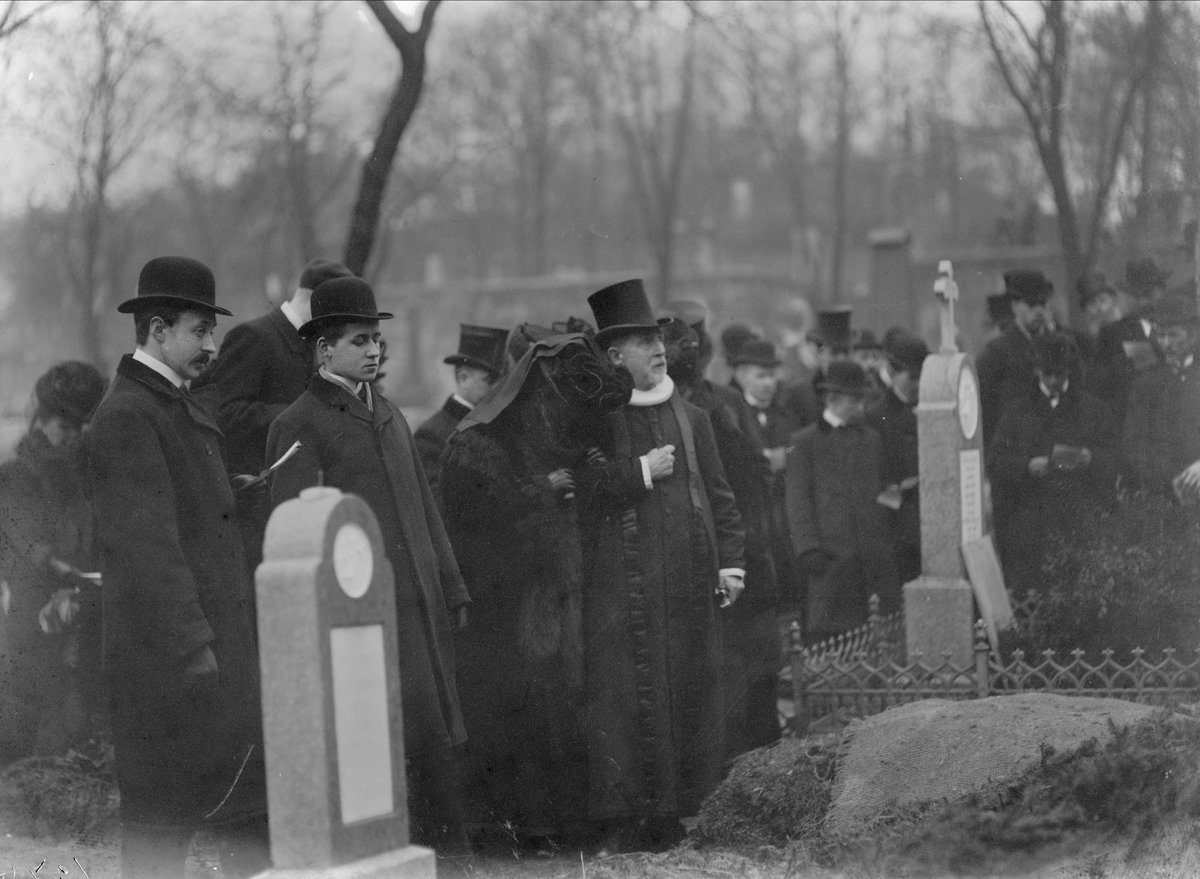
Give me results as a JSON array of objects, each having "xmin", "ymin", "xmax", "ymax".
[
  {"xmin": 904, "ymin": 261, "xmax": 983, "ymax": 666},
  {"xmin": 251, "ymin": 486, "xmax": 436, "ymax": 879}
]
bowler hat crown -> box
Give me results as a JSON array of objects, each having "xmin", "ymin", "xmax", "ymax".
[
  {"xmin": 729, "ymin": 338, "xmax": 781, "ymax": 368},
  {"xmin": 299, "ymin": 258, "xmax": 353, "ymax": 291},
  {"xmin": 1076, "ymin": 270, "xmax": 1115, "ymax": 307},
  {"xmin": 588, "ymin": 279, "xmax": 669, "ymax": 344},
  {"xmin": 852, "ymin": 329, "xmax": 882, "ymax": 351},
  {"xmin": 811, "ymin": 306, "xmax": 853, "ymax": 349},
  {"xmin": 1126, "ymin": 257, "xmax": 1169, "ymax": 296},
  {"xmin": 885, "ymin": 332, "xmax": 930, "ymax": 375},
  {"xmin": 1032, "ymin": 331, "xmax": 1080, "ymax": 375},
  {"xmin": 117, "ymin": 256, "xmax": 231, "ymax": 316},
  {"xmin": 720, "ymin": 324, "xmax": 759, "ymax": 361},
  {"xmin": 298, "ymin": 277, "xmax": 393, "ymax": 339},
  {"xmin": 445, "ymin": 324, "xmax": 509, "ymax": 376},
  {"xmin": 823, "ymin": 360, "xmax": 872, "ymax": 397},
  {"xmin": 1003, "ymin": 269, "xmax": 1053, "ymax": 305}
]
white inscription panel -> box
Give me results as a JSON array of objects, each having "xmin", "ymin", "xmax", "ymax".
[
  {"xmin": 330, "ymin": 625, "xmax": 393, "ymax": 824},
  {"xmin": 959, "ymin": 449, "xmax": 983, "ymax": 544}
]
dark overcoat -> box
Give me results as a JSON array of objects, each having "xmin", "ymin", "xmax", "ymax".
[
  {"xmin": 989, "ymin": 384, "xmax": 1117, "ymax": 594},
  {"xmin": 785, "ymin": 420, "xmax": 900, "ymax": 635},
  {"xmin": 865, "ymin": 388, "xmax": 921, "ymax": 583},
  {"xmin": 414, "ymin": 395, "xmax": 470, "ymax": 497},
  {"xmin": 1123, "ymin": 360, "xmax": 1200, "ymax": 494},
  {"xmin": 1088, "ymin": 313, "xmax": 1153, "ymax": 427},
  {"xmin": 266, "ymin": 376, "xmax": 470, "ymax": 753},
  {"xmin": 576, "ymin": 391, "xmax": 745, "ymax": 821},
  {"xmin": 88, "ymin": 355, "xmax": 263, "ymax": 825}
]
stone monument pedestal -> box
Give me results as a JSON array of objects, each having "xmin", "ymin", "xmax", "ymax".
[
  {"xmin": 903, "ymin": 576, "xmax": 974, "ymax": 664},
  {"xmin": 252, "ymin": 846, "xmax": 436, "ymax": 879}
]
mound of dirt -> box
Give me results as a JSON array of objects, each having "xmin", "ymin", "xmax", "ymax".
[
  {"xmin": 825, "ymin": 693, "xmax": 1160, "ymax": 838},
  {"xmin": 0, "ymin": 749, "xmax": 118, "ymax": 842}
]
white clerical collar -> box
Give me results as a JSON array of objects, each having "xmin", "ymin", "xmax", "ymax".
[
  {"xmin": 319, "ymin": 365, "xmax": 364, "ymax": 398},
  {"xmin": 280, "ymin": 300, "xmax": 305, "ymax": 330},
  {"xmin": 1039, "ymin": 378, "xmax": 1068, "ymax": 407},
  {"xmin": 452, "ymin": 393, "xmax": 474, "ymax": 410},
  {"xmin": 823, "ymin": 408, "xmax": 847, "ymax": 429},
  {"xmin": 133, "ymin": 348, "xmax": 185, "ymax": 389},
  {"xmin": 629, "ymin": 374, "xmax": 675, "ymax": 407}
]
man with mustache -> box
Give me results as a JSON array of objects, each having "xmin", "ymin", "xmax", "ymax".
[{"xmin": 87, "ymin": 257, "xmax": 267, "ymax": 879}]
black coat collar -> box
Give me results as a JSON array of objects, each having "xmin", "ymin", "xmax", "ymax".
[
  {"xmin": 116, "ymin": 354, "xmax": 223, "ymax": 436},
  {"xmin": 307, "ymin": 373, "xmax": 395, "ymax": 427},
  {"xmin": 442, "ymin": 395, "xmax": 471, "ymax": 421},
  {"xmin": 267, "ymin": 306, "xmax": 313, "ymax": 359}
]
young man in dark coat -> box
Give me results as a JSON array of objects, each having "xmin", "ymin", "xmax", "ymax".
[
  {"xmin": 414, "ymin": 323, "xmax": 507, "ymax": 496},
  {"xmin": 1123, "ymin": 294, "xmax": 1200, "ymax": 497},
  {"xmin": 266, "ymin": 277, "xmax": 472, "ymax": 854},
  {"xmin": 865, "ymin": 331, "xmax": 929, "ymax": 585},
  {"xmin": 989, "ymin": 332, "xmax": 1117, "ymax": 596},
  {"xmin": 88, "ymin": 257, "xmax": 268, "ymax": 879},
  {"xmin": 785, "ymin": 360, "xmax": 900, "ymax": 643},
  {"xmin": 577, "ymin": 280, "xmax": 745, "ymax": 850},
  {"xmin": 197, "ymin": 257, "xmax": 351, "ymax": 577}
]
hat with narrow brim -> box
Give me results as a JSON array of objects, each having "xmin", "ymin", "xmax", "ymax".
[
  {"xmin": 298, "ymin": 277, "xmax": 393, "ymax": 340},
  {"xmin": 117, "ymin": 256, "xmax": 232, "ymax": 316},
  {"xmin": 823, "ymin": 360, "xmax": 873, "ymax": 396},
  {"xmin": 729, "ymin": 338, "xmax": 782, "ymax": 368},
  {"xmin": 445, "ymin": 324, "xmax": 509, "ymax": 376},
  {"xmin": 811, "ymin": 306, "xmax": 854, "ymax": 348},
  {"xmin": 588, "ymin": 279, "xmax": 670, "ymax": 345}
]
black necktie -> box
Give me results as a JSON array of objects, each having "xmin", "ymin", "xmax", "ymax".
[{"xmin": 357, "ymin": 385, "xmax": 369, "ymax": 407}]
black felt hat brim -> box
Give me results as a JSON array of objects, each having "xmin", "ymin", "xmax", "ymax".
[
  {"xmin": 824, "ymin": 381, "xmax": 872, "ymax": 397},
  {"xmin": 444, "ymin": 354, "xmax": 501, "ymax": 375},
  {"xmin": 596, "ymin": 319, "xmax": 671, "ymax": 346},
  {"xmin": 298, "ymin": 310, "xmax": 394, "ymax": 340},
  {"xmin": 116, "ymin": 294, "xmax": 233, "ymax": 317}
]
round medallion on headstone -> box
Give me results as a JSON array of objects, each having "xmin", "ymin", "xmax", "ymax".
[
  {"xmin": 957, "ymin": 366, "xmax": 979, "ymax": 440},
  {"xmin": 333, "ymin": 522, "xmax": 374, "ymax": 598}
]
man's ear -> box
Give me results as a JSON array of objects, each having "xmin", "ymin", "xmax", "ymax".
[{"xmin": 606, "ymin": 346, "xmax": 623, "ymax": 367}]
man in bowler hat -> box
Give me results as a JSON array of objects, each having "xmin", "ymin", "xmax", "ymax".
[
  {"xmin": 266, "ymin": 276, "xmax": 472, "ymax": 855},
  {"xmin": 87, "ymin": 256, "xmax": 267, "ymax": 879},
  {"xmin": 414, "ymin": 323, "xmax": 508, "ymax": 495},
  {"xmin": 786, "ymin": 360, "xmax": 900, "ymax": 642},
  {"xmin": 576, "ymin": 279, "xmax": 744, "ymax": 849}
]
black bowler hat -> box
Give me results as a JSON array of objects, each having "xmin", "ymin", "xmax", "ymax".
[
  {"xmin": 299, "ymin": 258, "xmax": 353, "ymax": 291},
  {"xmin": 588, "ymin": 279, "xmax": 670, "ymax": 345},
  {"xmin": 720, "ymin": 323, "xmax": 759, "ymax": 361},
  {"xmin": 1032, "ymin": 331, "xmax": 1081, "ymax": 375},
  {"xmin": 1003, "ymin": 269, "xmax": 1053, "ymax": 305},
  {"xmin": 445, "ymin": 324, "xmax": 509, "ymax": 376},
  {"xmin": 729, "ymin": 338, "xmax": 781, "ymax": 368},
  {"xmin": 823, "ymin": 360, "xmax": 873, "ymax": 397},
  {"xmin": 852, "ymin": 328, "xmax": 883, "ymax": 352},
  {"xmin": 117, "ymin": 256, "xmax": 231, "ymax": 316},
  {"xmin": 811, "ymin": 306, "xmax": 853, "ymax": 349},
  {"xmin": 885, "ymin": 331, "xmax": 930, "ymax": 375},
  {"xmin": 298, "ymin": 277, "xmax": 394, "ymax": 340},
  {"xmin": 1076, "ymin": 270, "xmax": 1115, "ymax": 307}
]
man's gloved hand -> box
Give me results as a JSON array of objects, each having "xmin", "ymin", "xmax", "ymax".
[{"xmin": 232, "ymin": 473, "xmax": 271, "ymax": 519}]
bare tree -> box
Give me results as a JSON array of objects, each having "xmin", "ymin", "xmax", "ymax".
[
  {"xmin": 0, "ymin": 0, "xmax": 56, "ymax": 40},
  {"xmin": 343, "ymin": 0, "xmax": 441, "ymax": 277},
  {"xmin": 979, "ymin": 0, "xmax": 1163, "ymax": 292}
]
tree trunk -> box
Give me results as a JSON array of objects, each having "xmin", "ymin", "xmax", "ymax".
[{"xmin": 829, "ymin": 44, "xmax": 851, "ymax": 304}]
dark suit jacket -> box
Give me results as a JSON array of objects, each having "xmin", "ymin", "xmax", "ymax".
[
  {"xmin": 865, "ymin": 388, "xmax": 920, "ymax": 554},
  {"xmin": 88, "ymin": 355, "xmax": 262, "ymax": 823},
  {"xmin": 204, "ymin": 307, "xmax": 314, "ymax": 475},
  {"xmin": 414, "ymin": 395, "xmax": 471, "ymax": 496},
  {"xmin": 1123, "ymin": 360, "xmax": 1200, "ymax": 493},
  {"xmin": 1089, "ymin": 313, "xmax": 1155, "ymax": 424},
  {"xmin": 267, "ymin": 376, "xmax": 470, "ymax": 750}
]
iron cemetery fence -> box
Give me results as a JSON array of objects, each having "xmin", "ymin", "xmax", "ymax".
[{"xmin": 785, "ymin": 598, "xmax": 1200, "ymax": 737}]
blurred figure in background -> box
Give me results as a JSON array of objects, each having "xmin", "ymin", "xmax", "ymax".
[
  {"xmin": 808, "ymin": 306, "xmax": 854, "ymax": 404},
  {"xmin": 984, "ymin": 291, "xmax": 1015, "ymax": 343},
  {"xmin": 0, "ymin": 362, "xmax": 107, "ymax": 764},
  {"xmin": 850, "ymin": 329, "xmax": 886, "ymax": 399}
]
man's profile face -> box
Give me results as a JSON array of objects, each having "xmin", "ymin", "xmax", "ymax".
[
  {"xmin": 1012, "ymin": 299, "xmax": 1051, "ymax": 333},
  {"xmin": 158, "ymin": 310, "xmax": 217, "ymax": 381},
  {"xmin": 1156, "ymin": 324, "xmax": 1195, "ymax": 366},
  {"xmin": 608, "ymin": 330, "xmax": 666, "ymax": 392},
  {"xmin": 320, "ymin": 321, "xmax": 382, "ymax": 384},
  {"xmin": 736, "ymin": 364, "xmax": 779, "ymax": 406},
  {"xmin": 456, "ymin": 366, "xmax": 495, "ymax": 406},
  {"xmin": 826, "ymin": 391, "xmax": 866, "ymax": 425}
]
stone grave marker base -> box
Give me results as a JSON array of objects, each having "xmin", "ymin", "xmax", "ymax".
[{"xmin": 251, "ymin": 845, "xmax": 436, "ymax": 879}]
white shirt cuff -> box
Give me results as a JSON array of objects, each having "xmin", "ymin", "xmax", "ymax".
[
  {"xmin": 719, "ymin": 568, "xmax": 745, "ymax": 579},
  {"xmin": 639, "ymin": 455, "xmax": 653, "ymax": 489}
]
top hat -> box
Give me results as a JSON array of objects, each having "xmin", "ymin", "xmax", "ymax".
[
  {"xmin": 1003, "ymin": 269, "xmax": 1053, "ymax": 306},
  {"xmin": 823, "ymin": 360, "xmax": 873, "ymax": 397},
  {"xmin": 729, "ymin": 338, "xmax": 781, "ymax": 368},
  {"xmin": 885, "ymin": 332, "xmax": 930, "ymax": 375},
  {"xmin": 852, "ymin": 328, "xmax": 883, "ymax": 352},
  {"xmin": 117, "ymin": 256, "xmax": 231, "ymax": 316},
  {"xmin": 987, "ymin": 292, "xmax": 1014, "ymax": 325},
  {"xmin": 662, "ymin": 300, "xmax": 708, "ymax": 338},
  {"xmin": 299, "ymin": 258, "xmax": 353, "ymax": 291},
  {"xmin": 719, "ymin": 324, "xmax": 759, "ymax": 361},
  {"xmin": 588, "ymin": 279, "xmax": 669, "ymax": 345},
  {"xmin": 1076, "ymin": 270, "xmax": 1116, "ymax": 307},
  {"xmin": 1032, "ymin": 331, "xmax": 1080, "ymax": 375},
  {"xmin": 445, "ymin": 324, "xmax": 509, "ymax": 376},
  {"xmin": 298, "ymin": 277, "xmax": 394, "ymax": 340},
  {"xmin": 1126, "ymin": 257, "xmax": 1170, "ymax": 297},
  {"xmin": 811, "ymin": 306, "xmax": 854, "ymax": 349},
  {"xmin": 1150, "ymin": 293, "xmax": 1200, "ymax": 329}
]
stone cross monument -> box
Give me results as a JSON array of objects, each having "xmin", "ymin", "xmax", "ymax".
[
  {"xmin": 904, "ymin": 260, "xmax": 984, "ymax": 666},
  {"xmin": 252, "ymin": 486, "xmax": 435, "ymax": 879}
]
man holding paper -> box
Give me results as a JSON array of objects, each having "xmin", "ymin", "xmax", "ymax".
[{"xmin": 988, "ymin": 332, "xmax": 1117, "ymax": 597}]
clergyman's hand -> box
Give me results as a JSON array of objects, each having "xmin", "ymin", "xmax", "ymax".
[{"xmin": 646, "ymin": 445, "xmax": 676, "ymax": 481}]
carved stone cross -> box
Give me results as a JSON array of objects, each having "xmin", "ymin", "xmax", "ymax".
[{"xmin": 934, "ymin": 259, "xmax": 959, "ymax": 354}]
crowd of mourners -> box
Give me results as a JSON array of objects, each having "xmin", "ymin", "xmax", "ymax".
[{"xmin": 0, "ymin": 250, "xmax": 1196, "ymax": 876}]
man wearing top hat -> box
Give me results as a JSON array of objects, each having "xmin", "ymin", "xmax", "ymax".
[
  {"xmin": 198, "ymin": 257, "xmax": 352, "ymax": 578},
  {"xmin": 87, "ymin": 257, "xmax": 267, "ymax": 879},
  {"xmin": 576, "ymin": 280, "xmax": 745, "ymax": 849},
  {"xmin": 414, "ymin": 323, "xmax": 508, "ymax": 496},
  {"xmin": 809, "ymin": 305, "xmax": 854, "ymax": 403},
  {"xmin": 866, "ymin": 331, "xmax": 930, "ymax": 585},
  {"xmin": 785, "ymin": 360, "xmax": 900, "ymax": 643},
  {"xmin": 265, "ymin": 276, "xmax": 472, "ymax": 855}
]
